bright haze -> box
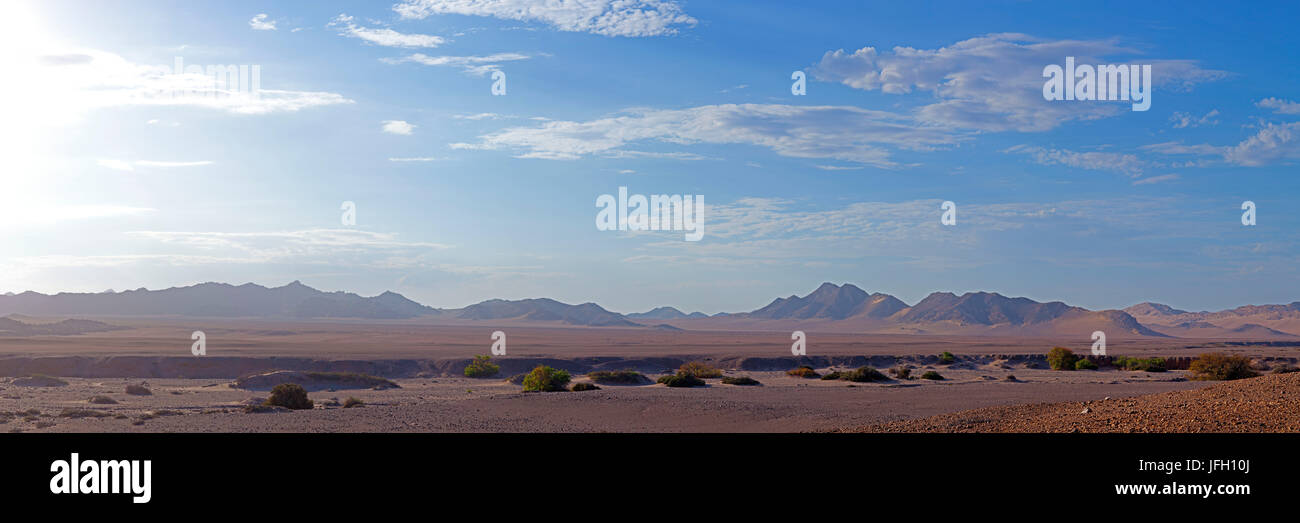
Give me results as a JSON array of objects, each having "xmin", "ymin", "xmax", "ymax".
[{"xmin": 3, "ymin": 0, "xmax": 1298, "ymax": 315}]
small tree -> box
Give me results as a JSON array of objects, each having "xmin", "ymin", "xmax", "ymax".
[
  {"xmin": 266, "ymin": 383, "xmax": 313, "ymax": 410},
  {"xmin": 1075, "ymin": 359, "xmax": 1098, "ymax": 370},
  {"xmin": 939, "ymin": 352, "xmax": 956, "ymax": 364},
  {"xmin": 464, "ymin": 355, "xmax": 501, "ymax": 378},
  {"xmin": 1047, "ymin": 347, "xmax": 1078, "ymax": 371},
  {"xmin": 522, "ymin": 365, "xmax": 571, "ymax": 392},
  {"xmin": 1189, "ymin": 353, "xmax": 1258, "ymax": 381}
]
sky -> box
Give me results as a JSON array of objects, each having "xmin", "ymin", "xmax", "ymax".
[{"xmin": 1, "ymin": 0, "xmax": 1297, "ymax": 314}]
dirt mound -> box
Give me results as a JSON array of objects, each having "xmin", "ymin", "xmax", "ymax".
[
  {"xmin": 856, "ymin": 372, "xmax": 1300, "ymax": 433},
  {"xmin": 233, "ymin": 371, "xmax": 399, "ymax": 391},
  {"xmin": 10, "ymin": 375, "xmax": 68, "ymax": 387}
]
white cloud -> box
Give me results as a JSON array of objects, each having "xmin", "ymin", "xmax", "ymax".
[
  {"xmin": 1257, "ymin": 97, "xmax": 1300, "ymax": 115},
  {"xmin": 1170, "ymin": 109, "xmax": 1219, "ymax": 128},
  {"xmin": 811, "ymin": 33, "xmax": 1227, "ymax": 132},
  {"xmin": 331, "ymin": 14, "xmax": 445, "ymax": 48},
  {"xmin": 393, "ymin": 0, "xmax": 697, "ymax": 37},
  {"xmin": 382, "ymin": 120, "xmax": 416, "ymax": 135},
  {"xmin": 16, "ymin": 46, "xmax": 352, "ymax": 121},
  {"xmin": 1004, "ymin": 145, "xmax": 1146, "ymax": 176},
  {"xmin": 1143, "ymin": 122, "xmax": 1300, "ymax": 166},
  {"xmin": 455, "ymin": 104, "xmax": 965, "ymax": 168},
  {"xmin": 381, "ymin": 52, "xmax": 530, "ymax": 76},
  {"xmin": 389, "ymin": 156, "xmax": 440, "ymax": 162},
  {"xmin": 1132, "ymin": 174, "xmax": 1179, "ymax": 185},
  {"xmin": 249, "ymin": 14, "xmax": 277, "ymax": 31},
  {"xmin": 97, "ymin": 159, "xmax": 213, "ymax": 171}
]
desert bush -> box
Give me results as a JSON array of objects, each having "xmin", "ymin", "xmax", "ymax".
[
  {"xmin": 657, "ymin": 373, "xmax": 705, "ymax": 387},
  {"xmin": 1189, "ymin": 353, "xmax": 1258, "ymax": 381},
  {"xmin": 678, "ymin": 361, "xmax": 723, "ymax": 379},
  {"xmin": 1047, "ymin": 347, "xmax": 1078, "ymax": 371},
  {"xmin": 1271, "ymin": 364, "xmax": 1299, "ymax": 374},
  {"xmin": 843, "ymin": 367, "xmax": 889, "ymax": 382},
  {"xmin": 721, "ymin": 376, "xmax": 760, "ymax": 386},
  {"xmin": 1004, "ymin": 374, "xmax": 1017, "ymax": 381},
  {"xmin": 890, "ymin": 366, "xmax": 912, "ymax": 379},
  {"xmin": 920, "ymin": 371, "xmax": 944, "ymax": 380},
  {"xmin": 522, "ymin": 365, "xmax": 571, "ymax": 392},
  {"xmin": 343, "ymin": 397, "xmax": 364, "ymax": 408},
  {"xmin": 939, "ymin": 352, "xmax": 956, "ymax": 364},
  {"xmin": 1075, "ymin": 359, "xmax": 1099, "ymax": 370},
  {"xmin": 125, "ymin": 383, "xmax": 152, "ymax": 395},
  {"xmin": 265, "ymin": 383, "xmax": 314, "ymax": 410},
  {"xmin": 787, "ymin": 366, "xmax": 821, "ymax": 379},
  {"xmin": 587, "ymin": 370, "xmax": 648, "ymax": 384},
  {"xmin": 1112, "ymin": 356, "xmax": 1167, "ymax": 372},
  {"xmin": 464, "ymin": 355, "xmax": 501, "ymax": 378},
  {"xmin": 570, "ymin": 382, "xmax": 601, "ymax": 392},
  {"xmin": 58, "ymin": 409, "xmax": 111, "ymax": 419}
]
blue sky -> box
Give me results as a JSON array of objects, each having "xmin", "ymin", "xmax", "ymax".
[{"xmin": 2, "ymin": 0, "xmax": 1297, "ymax": 314}]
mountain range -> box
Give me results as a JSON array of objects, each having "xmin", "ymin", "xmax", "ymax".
[{"xmin": 1, "ymin": 281, "xmax": 1296, "ymax": 339}]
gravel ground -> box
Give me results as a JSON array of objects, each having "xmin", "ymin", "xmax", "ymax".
[{"xmin": 857, "ymin": 371, "xmax": 1300, "ymax": 433}]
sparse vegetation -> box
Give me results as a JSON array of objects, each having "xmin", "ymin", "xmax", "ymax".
[
  {"xmin": 824, "ymin": 367, "xmax": 889, "ymax": 383},
  {"xmin": 522, "ymin": 365, "xmax": 571, "ymax": 392},
  {"xmin": 939, "ymin": 352, "xmax": 956, "ymax": 364},
  {"xmin": 58, "ymin": 408, "xmax": 111, "ymax": 419},
  {"xmin": 1047, "ymin": 347, "xmax": 1078, "ymax": 371},
  {"xmin": 464, "ymin": 355, "xmax": 501, "ymax": 378},
  {"xmin": 1113, "ymin": 356, "xmax": 1167, "ymax": 372},
  {"xmin": 889, "ymin": 366, "xmax": 912, "ymax": 379},
  {"xmin": 787, "ymin": 366, "xmax": 820, "ymax": 379},
  {"xmin": 1271, "ymin": 364, "xmax": 1299, "ymax": 374},
  {"xmin": 721, "ymin": 376, "xmax": 760, "ymax": 386},
  {"xmin": 1004, "ymin": 374, "xmax": 1017, "ymax": 381},
  {"xmin": 1075, "ymin": 359, "xmax": 1098, "ymax": 370},
  {"xmin": 678, "ymin": 361, "xmax": 723, "ymax": 379},
  {"xmin": 89, "ymin": 395, "xmax": 118, "ymax": 404},
  {"xmin": 920, "ymin": 371, "xmax": 944, "ymax": 380},
  {"xmin": 265, "ymin": 383, "xmax": 314, "ymax": 410},
  {"xmin": 657, "ymin": 373, "xmax": 706, "ymax": 387},
  {"xmin": 587, "ymin": 369, "xmax": 648, "ymax": 385},
  {"xmin": 570, "ymin": 382, "xmax": 601, "ymax": 392},
  {"xmin": 343, "ymin": 397, "xmax": 364, "ymax": 408},
  {"xmin": 125, "ymin": 383, "xmax": 152, "ymax": 395},
  {"xmin": 1189, "ymin": 353, "xmax": 1258, "ymax": 381}
]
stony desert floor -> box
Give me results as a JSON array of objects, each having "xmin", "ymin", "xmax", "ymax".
[
  {"xmin": 2, "ymin": 318, "xmax": 1295, "ymax": 432},
  {"xmin": 2, "ymin": 364, "xmax": 1205, "ymax": 433}
]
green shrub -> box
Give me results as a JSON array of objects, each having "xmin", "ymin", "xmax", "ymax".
[
  {"xmin": 820, "ymin": 371, "xmax": 842, "ymax": 380},
  {"xmin": 657, "ymin": 373, "xmax": 705, "ymax": 387},
  {"xmin": 1075, "ymin": 359, "xmax": 1098, "ymax": 370},
  {"xmin": 522, "ymin": 365, "xmax": 571, "ymax": 392},
  {"xmin": 265, "ymin": 383, "xmax": 314, "ymax": 410},
  {"xmin": 570, "ymin": 382, "xmax": 601, "ymax": 391},
  {"xmin": 1113, "ymin": 356, "xmax": 1167, "ymax": 372},
  {"xmin": 787, "ymin": 366, "xmax": 820, "ymax": 379},
  {"xmin": 678, "ymin": 361, "xmax": 723, "ymax": 378},
  {"xmin": 1189, "ymin": 353, "xmax": 1258, "ymax": 381},
  {"xmin": 939, "ymin": 352, "xmax": 956, "ymax": 364},
  {"xmin": 721, "ymin": 376, "xmax": 760, "ymax": 386},
  {"xmin": 890, "ymin": 366, "xmax": 912, "ymax": 379},
  {"xmin": 843, "ymin": 367, "xmax": 889, "ymax": 382},
  {"xmin": 920, "ymin": 371, "xmax": 944, "ymax": 380},
  {"xmin": 1047, "ymin": 347, "xmax": 1078, "ymax": 371},
  {"xmin": 464, "ymin": 355, "xmax": 501, "ymax": 378},
  {"xmin": 343, "ymin": 397, "xmax": 364, "ymax": 408},
  {"xmin": 587, "ymin": 369, "xmax": 648, "ymax": 384}
]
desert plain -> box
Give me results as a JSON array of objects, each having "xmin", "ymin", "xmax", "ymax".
[{"xmin": 2, "ymin": 316, "xmax": 1297, "ymax": 433}]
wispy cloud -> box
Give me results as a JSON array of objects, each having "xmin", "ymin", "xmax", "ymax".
[
  {"xmin": 330, "ymin": 14, "xmax": 445, "ymax": 48},
  {"xmin": 382, "ymin": 120, "xmax": 416, "ymax": 135},
  {"xmin": 811, "ymin": 33, "xmax": 1227, "ymax": 132},
  {"xmin": 249, "ymin": 14, "xmax": 276, "ymax": 31},
  {"xmin": 393, "ymin": 0, "xmax": 697, "ymax": 37},
  {"xmin": 1257, "ymin": 97, "xmax": 1300, "ymax": 115},
  {"xmin": 97, "ymin": 159, "xmax": 214, "ymax": 171},
  {"xmin": 453, "ymin": 104, "xmax": 965, "ymax": 168},
  {"xmin": 1004, "ymin": 145, "xmax": 1147, "ymax": 176},
  {"xmin": 381, "ymin": 52, "xmax": 531, "ymax": 76}
]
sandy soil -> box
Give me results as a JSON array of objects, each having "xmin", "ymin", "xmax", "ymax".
[{"xmin": 2, "ymin": 365, "xmax": 1205, "ymax": 433}]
